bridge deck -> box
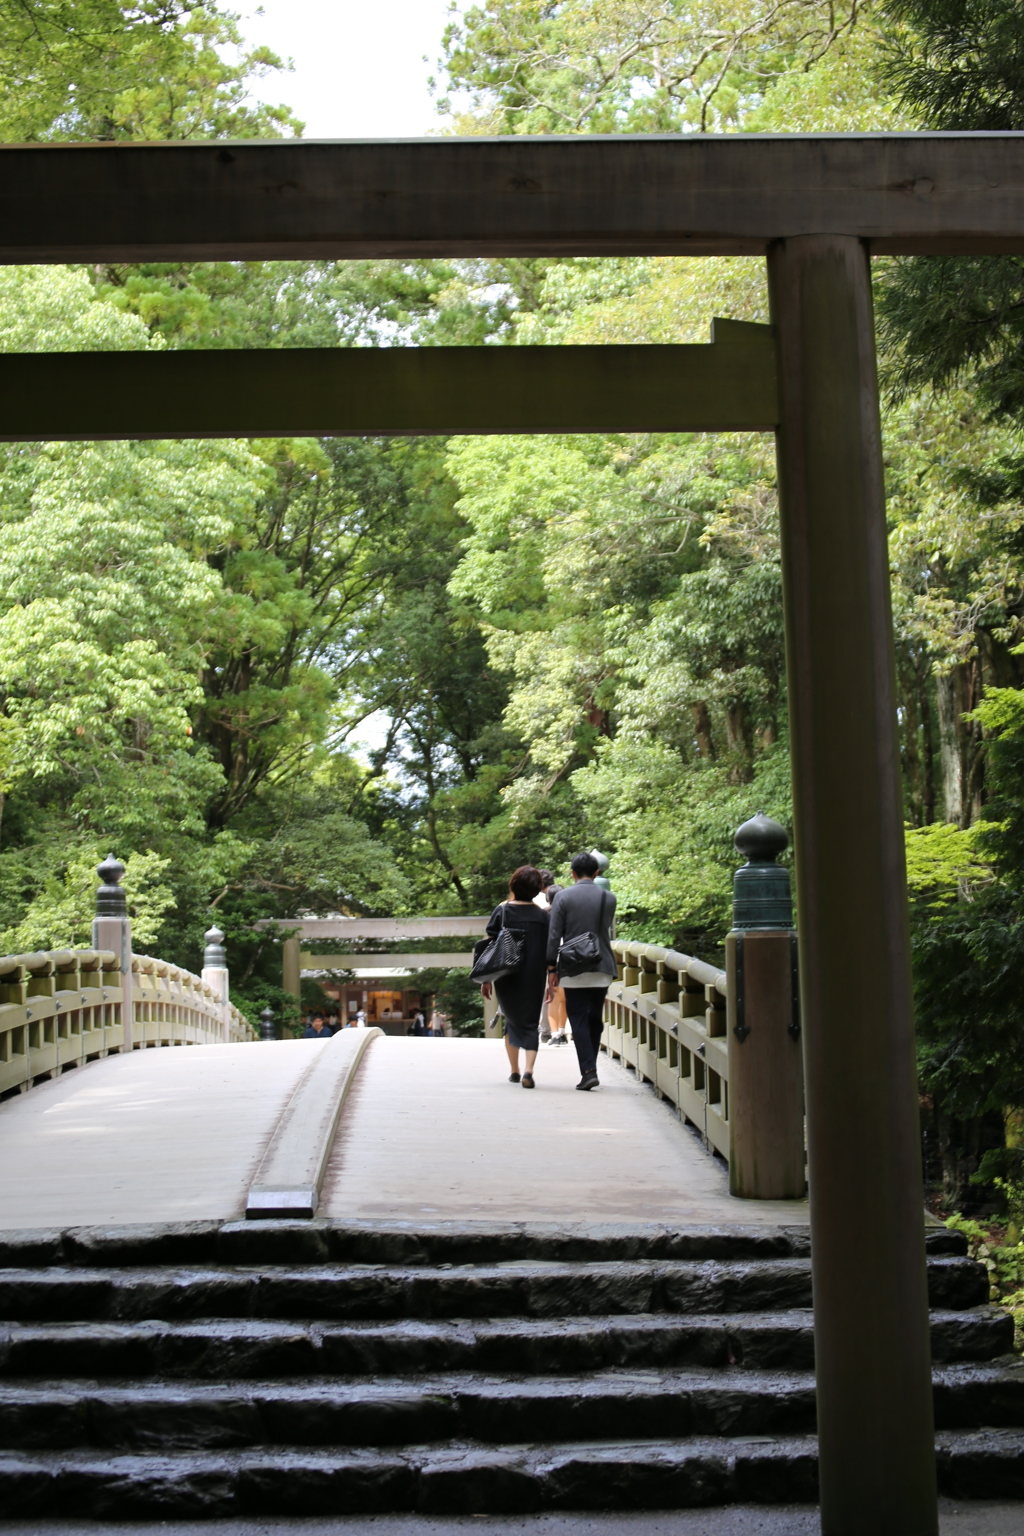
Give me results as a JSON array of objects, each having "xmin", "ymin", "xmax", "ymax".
[
  {"xmin": 322, "ymin": 1036, "xmax": 806, "ymax": 1227},
  {"xmin": 0, "ymin": 1035, "xmax": 807, "ymax": 1231}
]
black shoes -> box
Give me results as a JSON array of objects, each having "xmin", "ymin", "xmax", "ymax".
[
  {"xmin": 521, "ymin": 1072, "xmax": 535, "ymax": 1089},
  {"xmin": 509, "ymin": 1072, "xmax": 521, "ymax": 1083},
  {"xmin": 576, "ymin": 1071, "xmax": 599, "ymax": 1091}
]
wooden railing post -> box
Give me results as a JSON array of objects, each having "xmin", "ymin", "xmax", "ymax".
[
  {"xmin": 726, "ymin": 813, "xmax": 804, "ymax": 1199},
  {"xmin": 201, "ymin": 926, "xmax": 231, "ymax": 1043},
  {"xmin": 91, "ymin": 854, "xmax": 133, "ymax": 1051}
]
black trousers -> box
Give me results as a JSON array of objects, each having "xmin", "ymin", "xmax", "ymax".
[{"xmin": 563, "ymin": 986, "xmax": 609, "ymax": 1076}]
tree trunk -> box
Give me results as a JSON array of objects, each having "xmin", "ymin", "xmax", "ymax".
[
  {"xmin": 689, "ymin": 701, "xmax": 715, "ymax": 759},
  {"xmin": 724, "ymin": 701, "xmax": 754, "ymax": 783},
  {"xmin": 935, "ymin": 662, "xmax": 982, "ymax": 827}
]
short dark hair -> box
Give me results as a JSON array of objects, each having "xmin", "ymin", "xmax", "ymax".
[
  {"xmin": 571, "ymin": 851, "xmax": 600, "ymax": 878},
  {"xmin": 538, "ymin": 869, "xmax": 555, "ymax": 888},
  {"xmin": 509, "ymin": 864, "xmax": 543, "ymax": 900}
]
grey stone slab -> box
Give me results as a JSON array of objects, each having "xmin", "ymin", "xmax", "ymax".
[
  {"xmin": 0, "ymin": 1432, "xmax": 1022, "ymax": 1518},
  {"xmin": 0, "ymin": 1219, "xmax": 970, "ymax": 1272},
  {"xmin": 0, "ymin": 1254, "xmax": 985, "ymax": 1324},
  {"xmin": 1, "ymin": 1308, "xmax": 1011, "ymax": 1382},
  {"xmin": 1, "ymin": 1505, "xmax": 1023, "ymax": 1536}
]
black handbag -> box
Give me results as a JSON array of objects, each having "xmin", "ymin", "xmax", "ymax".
[
  {"xmin": 470, "ymin": 904, "xmax": 526, "ymax": 984},
  {"xmin": 556, "ymin": 888, "xmax": 609, "ymax": 978}
]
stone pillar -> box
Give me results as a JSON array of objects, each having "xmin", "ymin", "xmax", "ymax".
[
  {"xmin": 201, "ymin": 925, "xmax": 231, "ymax": 1042},
  {"xmin": 725, "ymin": 813, "xmax": 804, "ymax": 1200},
  {"xmin": 91, "ymin": 854, "xmax": 133, "ymax": 1052},
  {"xmin": 768, "ymin": 234, "xmax": 936, "ymax": 1536}
]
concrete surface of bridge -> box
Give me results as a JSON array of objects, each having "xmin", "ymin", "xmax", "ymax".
[{"xmin": 0, "ymin": 1034, "xmax": 806, "ymax": 1231}]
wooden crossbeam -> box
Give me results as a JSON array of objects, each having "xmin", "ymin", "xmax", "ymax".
[
  {"xmin": 1, "ymin": 134, "xmax": 1023, "ymax": 260},
  {"xmin": 300, "ymin": 954, "xmax": 475, "ymax": 971},
  {"xmin": 0, "ymin": 321, "xmax": 776, "ymax": 440},
  {"xmin": 268, "ymin": 916, "xmax": 490, "ymax": 940}
]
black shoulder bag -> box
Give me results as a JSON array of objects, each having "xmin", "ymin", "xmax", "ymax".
[
  {"xmin": 556, "ymin": 888, "xmax": 609, "ymax": 979},
  {"xmin": 470, "ymin": 904, "xmax": 526, "ymax": 984}
]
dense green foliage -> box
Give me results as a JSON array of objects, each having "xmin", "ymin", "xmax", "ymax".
[
  {"xmin": 870, "ymin": 0, "xmax": 1024, "ymax": 1208},
  {"xmin": 0, "ymin": 1, "xmax": 301, "ymax": 140},
  {"xmin": 7, "ymin": 0, "xmax": 1024, "ymax": 1214}
]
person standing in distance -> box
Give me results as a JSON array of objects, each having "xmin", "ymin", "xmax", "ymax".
[{"xmin": 545, "ymin": 852, "xmax": 617, "ymax": 1090}]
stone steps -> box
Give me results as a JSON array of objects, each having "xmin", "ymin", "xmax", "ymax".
[
  {"xmin": 0, "ymin": 1361, "xmax": 1022, "ymax": 1453},
  {"xmin": 0, "ymin": 1253, "xmax": 988, "ymax": 1322},
  {"xmin": 2, "ymin": 1429, "xmax": 1024, "ymax": 1519},
  {"xmin": 0, "ymin": 1307, "xmax": 1012, "ymax": 1378},
  {"xmin": 0, "ymin": 1220, "xmax": 1019, "ymax": 1517}
]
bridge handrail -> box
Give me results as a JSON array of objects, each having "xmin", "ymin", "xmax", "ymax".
[
  {"xmin": 605, "ymin": 938, "xmax": 731, "ymax": 1160},
  {"xmin": 132, "ymin": 953, "xmax": 252, "ymax": 1045},
  {"xmin": 0, "ymin": 945, "xmax": 253, "ymax": 1099}
]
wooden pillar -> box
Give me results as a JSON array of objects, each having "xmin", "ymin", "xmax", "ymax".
[
  {"xmin": 767, "ymin": 235, "xmax": 937, "ymax": 1536},
  {"xmin": 282, "ymin": 935, "xmax": 301, "ymax": 1002},
  {"xmin": 726, "ymin": 930, "xmax": 804, "ymax": 1199}
]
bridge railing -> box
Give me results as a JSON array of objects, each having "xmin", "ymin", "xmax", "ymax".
[
  {"xmin": 603, "ymin": 939, "xmax": 731, "ymax": 1160},
  {"xmin": 601, "ymin": 813, "xmax": 806, "ymax": 1200},
  {"xmin": 0, "ymin": 944, "xmax": 253, "ymax": 1100}
]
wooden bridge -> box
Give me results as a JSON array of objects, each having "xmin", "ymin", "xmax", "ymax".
[
  {"xmin": 0, "ymin": 861, "xmax": 793, "ymax": 1228},
  {"xmin": 0, "ymin": 864, "xmax": 1021, "ymax": 1526}
]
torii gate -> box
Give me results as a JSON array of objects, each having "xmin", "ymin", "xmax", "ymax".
[{"xmin": 3, "ymin": 132, "xmax": 1022, "ymax": 1536}]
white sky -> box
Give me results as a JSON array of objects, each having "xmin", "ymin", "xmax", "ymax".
[
  {"xmin": 240, "ymin": 0, "xmax": 458, "ymax": 138},
  {"xmin": 236, "ymin": 3, "xmax": 465, "ymax": 766}
]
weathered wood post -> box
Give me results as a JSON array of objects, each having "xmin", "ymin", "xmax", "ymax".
[
  {"xmin": 201, "ymin": 925, "xmax": 231, "ymax": 1043},
  {"xmin": 282, "ymin": 933, "xmax": 301, "ymax": 1003},
  {"xmin": 768, "ymin": 235, "xmax": 936, "ymax": 1536},
  {"xmin": 92, "ymin": 854, "xmax": 133, "ymax": 1052},
  {"xmin": 725, "ymin": 813, "xmax": 804, "ymax": 1199}
]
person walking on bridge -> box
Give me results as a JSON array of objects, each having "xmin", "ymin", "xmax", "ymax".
[
  {"xmin": 481, "ymin": 864, "xmax": 549, "ymax": 1089},
  {"xmin": 546, "ymin": 852, "xmax": 617, "ymax": 1091},
  {"xmin": 535, "ymin": 871, "xmax": 568, "ymax": 1045}
]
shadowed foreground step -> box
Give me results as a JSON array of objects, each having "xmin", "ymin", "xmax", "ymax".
[{"xmin": 0, "ymin": 1222, "xmax": 1020, "ymax": 1517}]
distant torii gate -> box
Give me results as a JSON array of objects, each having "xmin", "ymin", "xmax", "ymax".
[
  {"xmin": 4, "ymin": 131, "xmax": 1023, "ymax": 1536},
  {"xmin": 257, "ymin": 915, "xmax": 489, "ymax": 999}
]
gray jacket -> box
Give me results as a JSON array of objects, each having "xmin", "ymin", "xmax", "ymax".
[{"xmin": 546, "ymin": 880, "xmax": 617, "ymax": 975}]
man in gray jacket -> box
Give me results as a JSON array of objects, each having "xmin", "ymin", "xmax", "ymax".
[{"xmin": 545, "ymin": 852, "xmax": 617, "ymax": 1090}]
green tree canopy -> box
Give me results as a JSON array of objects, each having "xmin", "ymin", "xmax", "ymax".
[{"xmin": 0, "ymin": 0, "xmax": 301, "ymax": 141}]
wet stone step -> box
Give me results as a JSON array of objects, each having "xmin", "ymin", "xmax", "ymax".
[
  {"xmin": 0, "ymin": 1220, "xmax": 822, "ymax": 1271},
  {"xmin": 1, "ymin": 1360, "xmax": 1023, "ymax": 1455},
  {"xmin": 0, "ymin": 1261, "xmax": 815, "ymax": 1323},
  {"xmin": 0, "ymin": 1255, "xmax": 986, "ymax": 1323},
  {"xmin": 1, "ymin": 1428, "xmax": 1022, "ymax": 1519},
  {"xmin": 0, "ymin": 1307, "xmax": 1012, "ymax": 1380},
  {"xmin": 0, "ymin": 1368, "xmax": 821, "ymax": 1450}
]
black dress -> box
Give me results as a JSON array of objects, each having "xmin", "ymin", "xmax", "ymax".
[{"xmin": 486, "ymin": 901, "xmax": 550, "ymax": 1051}]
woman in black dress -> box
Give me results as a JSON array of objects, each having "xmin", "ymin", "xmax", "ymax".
[{"xmin": 481, "ymin": 865, "xmax": 550, "ymax": 1089}]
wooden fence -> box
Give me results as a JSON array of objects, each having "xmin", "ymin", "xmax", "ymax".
[
  {"xmin": 603, "ymin": 938, "xmax": 730, "ymax": 1160},
  {"xmin": 0, "ymin": 947, "xmax": 252, "ymax": 1099}
]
